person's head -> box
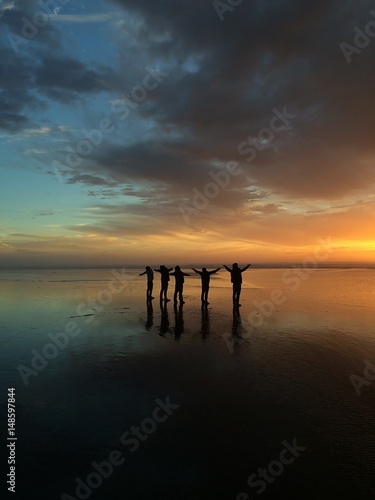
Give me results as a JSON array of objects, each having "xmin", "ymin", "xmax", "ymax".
[
  {"xmin": 233, "ymin": 263, "xmax": 238, "ymax": 269},
  {"xmin": 202, "ymin": 267, "xmax": 207, "ymax": 272},
  {"xmin": 175, "ymin": 265, "xmax": 180, "ymax": 271},
  {"xmin": 146, "ymin": 266, "xmax": 150, "ymax": 270},
  {"xmin": 160, "ymin": 265, "xmax": 165, "ymax": 269}
]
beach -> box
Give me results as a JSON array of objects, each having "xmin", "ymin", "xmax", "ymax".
[{"xmin": 1, "ymin": 267, "xmax": 375, "ymax": 499}]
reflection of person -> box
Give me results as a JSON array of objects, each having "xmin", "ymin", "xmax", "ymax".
[
  {"xmin": 139, "ymin": 266, "xmax": 154, "ymax": 300},
  {"xmin": 200, "ymin": 305, "xmax": 210, "ymax": 340},
  {"xmin": 223, "ymin": 263, "xmax": 251, "ymax": 306},
  {"xmin": 232, "ymin": 304, "xmax": 241, "ymax": 335},
  {"xmin": 173, "ymin": 302, "xmax": 184, "ymax": 340},
  {"xmin": 154, "ymin": 265, "xmax": 172, "ymax": 302},
  {"xmin": 145, "ymin": 300, "xmax": 153, "ymax": 331},
  {"xmin": 170, "ymin": 266, "xmax": 190, "ymax": 304},
  {"xmin": 192, "ymin": 267, "xmax": 221, "ymax": 305},
  {"xmin": 159, "ymin": 301, "xmax": 169, "ymax": 336}
]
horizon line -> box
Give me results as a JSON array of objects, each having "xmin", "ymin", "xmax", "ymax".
[{"xmin": 1, "ymin": 261, "xmax": 375, "ymax": 271}]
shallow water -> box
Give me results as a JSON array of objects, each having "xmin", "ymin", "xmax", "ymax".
[{"xmin": 1, "ymin": 268, "xmax": 375, "ymax": 499}]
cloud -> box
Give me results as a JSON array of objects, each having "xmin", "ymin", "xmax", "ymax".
[
  {"xmin": 3, "ymin": 0, "xmax": 375, "ymax": 267},
  {"xmin": 0, "ymin": 4, "xmax": 115, "ymax": 132},
  {"xmin": 31, "ymin": 211, "xmax": 57, "ymax": 217},
  {"xmin": 35, "ymin": 55, "xmax": 115, "ymax": 101},
  {"xmin": 0, "ymin": 2, "xmax": 15, "ymax": 16},
  {"xmin": 20, "ymin": 0, "xmax": 372, "ymax": 211},
  {"xmin": 90, "ymin": 0, "xmax": 375, "ymax": 201},
  {"xmin": 48, "ymin": 12, "xmax": 116, "ymax": 24},
  {"xmin": 66, "ymin": 174, "xmax": 116, "ymax": 187}
]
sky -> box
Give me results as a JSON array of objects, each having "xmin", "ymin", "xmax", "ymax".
[{"xmin": 1, "ymin": 0, "xmax": 375, "ymax": 268}]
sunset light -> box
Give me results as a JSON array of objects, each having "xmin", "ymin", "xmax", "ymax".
[
  {"xmin": 2, "ymin": 3, "xmax": 375, "ymax": 499},
  {"xmin": 1, "ymin": 2, "xmax": 375, "ymax": 268}
]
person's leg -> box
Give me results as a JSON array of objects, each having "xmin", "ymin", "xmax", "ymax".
[
  {"xmin": 179, "ymin": 285, "xmax": 184, "ymax": 303},
  {"xmin": 174, "ymin": 288, "xmax": 178, "ymax": 303},
  {"xmin": 165, "ymin": 283, "xmax": 169, "ymax": 301},
  {"xmin": 237, "ymin": 284, "xmax": 242, "ymax": 304},
  {"xmin": 233, "ymin": 284, "xmax": 241, "ymax": 305}
]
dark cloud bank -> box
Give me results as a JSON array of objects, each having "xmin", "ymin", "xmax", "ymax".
[{"xmin": 2, "ymin": 0, "xmax": 375, "ymax": 213}]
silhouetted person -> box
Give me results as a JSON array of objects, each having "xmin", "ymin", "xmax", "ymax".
[
  {"xmin": 154, "ymin": 265, "xmax": 172, "ymax": 302},
  {"xmin": 223, "ymin": 263, "xmax": 251, "ymax": 306},
  {"xmin": 170, "ymin": 266, "xmax": 190, "ymax": 304},
  {"xmin": 139, "ymin": 266, "xmax": 154, "ymax": 300},
  {"xmin": 192, "ymin": 267, "xmax": 221, "ymax": 305}
]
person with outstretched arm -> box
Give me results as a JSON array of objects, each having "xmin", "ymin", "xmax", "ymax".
[
  {"xmin": 192, "ymin": 267, "xmax": 221, "ymax": 305},
  {"xmin": 139, "ymin": 266, "xmax": 154, "ymax": 300},
  {"xmin": 223, "ymin": 263, "xmax": 251, "ymax": 306},
  {"xmin": 154, "ymin": 265, "xmax": 172, "ymax": 302},
  {"xmin": 170, "ymin": 266, "xmax": 190, "ymax": 304}
]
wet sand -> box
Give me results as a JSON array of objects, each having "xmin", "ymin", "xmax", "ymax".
[{"xmin": 1, "ymin": 268, "xmax": 375, "ymax": 499}]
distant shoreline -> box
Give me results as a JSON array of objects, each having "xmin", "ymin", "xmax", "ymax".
[{"xmin": 1, "ymin": 263, "xmax": 375, "ymax": 271}]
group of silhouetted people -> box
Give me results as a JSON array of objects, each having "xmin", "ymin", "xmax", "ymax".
[{"xmin": 140, "ymin": 263, "xmax": 251, "ymax": 307}]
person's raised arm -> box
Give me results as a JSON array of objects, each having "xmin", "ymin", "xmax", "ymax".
[
  {"xmin": 139, "ymin": 271, "xmax": 146, "ymax": 276},
  {"xmin": 223, "ymin": 265, "xmax": 231, "ymax": 272},
  {"xmin": 183, "ymin": 272, "xmax": 190, "ymax": 276},
  {"xmin": 167, "ymin": 267, "xmax": 173, "ymax": 272},
  {"xmin": 192, "ymin": 268, "xmax": 200, "ymax": 274},
  {"xmin": 240, "ymin": 264, "xmax": 251, "ymax": 272},
  {"xmin": 154, "ymin": 268, "xmax": 161, "ymax": 273}
]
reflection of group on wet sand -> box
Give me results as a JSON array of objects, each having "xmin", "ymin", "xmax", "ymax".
[
  {"xmin": 140, "ymin": 263, "xmax": 251, "ymax": 307},
  {"xmin": 141, "ymin": 278, "xmax": 244, "ymax": 341}
]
